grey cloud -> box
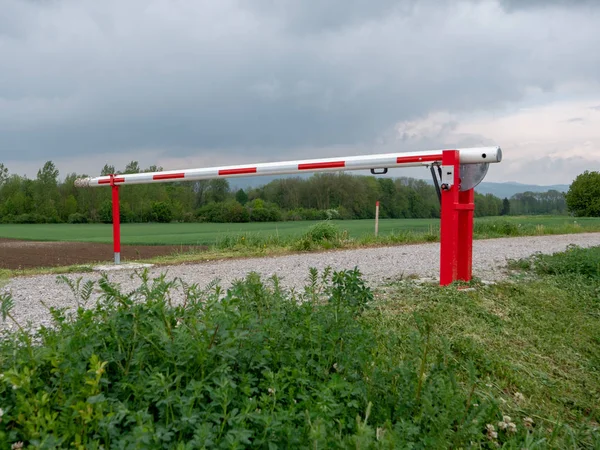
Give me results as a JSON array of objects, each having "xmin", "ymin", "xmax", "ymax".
[
  {"xmin": 564, "ymin": 117, "xmax": 584, "ymax": 123},
  {"xmin": 0, "ymin": 0, "xmax": 599, "ymax": 169},
  {"xmin": 243, "ymin": 0, "xmax": 421, "ymax": 33},
  {"xmin": 499, "ymin": 0, "xmax": 600, "ymax": 12},
  {"xmin": 493, "ymin": 155, "xmax": 594, "ymax": 184}
]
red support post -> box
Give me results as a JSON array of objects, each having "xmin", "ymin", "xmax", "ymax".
[
  {"xmin": 439, "ymin": 150, "xmax": 460, "ymax": 285},
  {"xmin": 110, "ymin": 175, "xmax": 121, "ymax": 265},
  {"xmin": 457, "ymin": 188, "xmax": 475, "ymax": 281}
]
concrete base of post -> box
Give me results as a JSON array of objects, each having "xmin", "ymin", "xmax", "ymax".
[
  {"xmin": 93, "ymin": 262, "xmax": 153, "ymax": 272},
  {"xmin": 114, "ymin": 252, "xmax": 120, "ymax": 265}
]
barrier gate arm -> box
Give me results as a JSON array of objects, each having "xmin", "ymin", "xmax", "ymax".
[{"xmin": 75, "ymin": 146, "xmax": 502, "ymax": 285}]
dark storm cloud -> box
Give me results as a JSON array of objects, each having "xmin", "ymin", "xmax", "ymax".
[{"xmin": 0, "ymin": 0, "xmax": 599, "ymax": 166}]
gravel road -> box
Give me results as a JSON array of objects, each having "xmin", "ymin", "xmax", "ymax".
[{"xmin": 2, "ymin": 233, "xmax": 600, "ymax": 330}]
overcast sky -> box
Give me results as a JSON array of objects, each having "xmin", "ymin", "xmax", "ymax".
[{"xmin": 1, "ymin": 0, "xmax": 599, "ymax": 185}]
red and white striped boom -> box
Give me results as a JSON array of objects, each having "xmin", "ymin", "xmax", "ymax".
[
  {"xmin": 74, "ymin": 146, "xmax": 502, "ymax": 285},
  {"xmin": 74, "ymin": 147, "xmax": 501, "ymax": 187}
]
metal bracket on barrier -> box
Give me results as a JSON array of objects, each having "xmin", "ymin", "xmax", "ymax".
[
  {"xmin": 440, "ymin": 165, "xmax": 454, "ymax": 191},
  {"xmin": 370, "ymin": 168, "xmax": 388, "ymax": 175},
  {"xmin": 430, "ymin": 164, "xmax": 442, "ymax": 204}
]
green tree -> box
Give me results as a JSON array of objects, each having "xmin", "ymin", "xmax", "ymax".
[
  {"xmin": 124, "ymin": 161, "xmax": 141, "ymax": 174},
  {"xmin": 206, "ymin": 179, "xmax": 230, "ymax": 203},
  {"xmin": 37, "ymin": 161, "xmax": 59, "ymax": 186},
  {"xmin": 501, "ymin": 197, "xmax": 510, "ymax": 216},
  {"xmin": 235, "ymin": 188, "xmax": 249, "ymax": 205},
  {"xmin": 35, "ymin": 161, "xmax": 60, "ymax": 220},
  {"xmin": 566, "ymin": 171, "xmax": 600, "ymax": 217},
  {"xmin": 63, "ymin": 195, "xmax": 78, "ymax": 220},
  {"xmin": 0, "ymin": 163, "xmax": 8, "ymax": 185},
  {"xmin": 194, "ymin": 180, "xmax": 210, "ymax": 207},
  {"xmin": 99, "ymin": 201, "xmax": 113, "ymax": 223},
  {"xmin": 101, "ymin": 164, "xmax": 116, "ymax": 176}
]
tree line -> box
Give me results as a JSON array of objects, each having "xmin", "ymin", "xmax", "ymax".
[{"xmin": 0, "ymin": 161, "xmax": 569, "ymax": 224}]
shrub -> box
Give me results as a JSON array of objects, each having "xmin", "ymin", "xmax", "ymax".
[
  {"xmin": 286, "ymin": 208, "xmax": 329, "ymax": 221},
  {"xmin": 181, "ymin": 212, "xmax": 196, "ymax": 223},
  {"xmin": 67, "ymin": 213, "xmax": 88, "ymax": 224},
  {"xmin": 247, "ymin": 199, "xmax": 281, "ymax": 222},
  {"xmin": 293, "ymin": 221, "xmax": 348, "ymax": 251},
  {"xmin": 151, "ymin": 201, "xmax": 173, "ymax": 223},
  {"xmin": 12, "ymin": 213, "xmax": 52, "ymax": 224},
  {"xmin": 0, "ymin": 269, "xmax": 509, "ymax": 448},
  {"xmin": 223, "ymin": 200, "xmax": 250, "ymax": 222},
  {"xmin": 197, "ymin": 200, "xmax": 250, "ymax": 223},
  {"xmin": 306, "ymin": 220, "xmax": 339, "ymax": 241},
  {"xmin": 530, "ymin": 245, "xmax": 600, "ymax": 278}
]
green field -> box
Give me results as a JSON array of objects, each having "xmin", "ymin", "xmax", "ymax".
[{"xmin": 0, "ymin": 216, "xmax": 599, "ymax": 245}]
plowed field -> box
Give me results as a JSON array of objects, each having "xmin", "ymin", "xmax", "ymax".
[{"xmin": 0, "ymin": 239, "xmax": 206, "ymax": 269}]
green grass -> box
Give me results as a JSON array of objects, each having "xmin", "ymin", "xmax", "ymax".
[
  {"xmin": 0, "ymin": 219, "xmax": 436, "ymax": 245},
  {"xmin": 1, "ymin": 216, "xmax": 599, "ymax": 246},
  {"xmin": 0, "ymin": 248, "xmax": 599, "ymax": 447}
]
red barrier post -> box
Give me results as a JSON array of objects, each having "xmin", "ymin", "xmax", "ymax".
[
  {"xmin": 457, "ymin": 188, "xmax": 475, "ymax": 281},
  {"xmin": 439, "ymin": 150, "xmax": 460, "ymax": 285},
  {"xmin": 110, "ymin": 175, "xmax": 121, "ymax": 265}
]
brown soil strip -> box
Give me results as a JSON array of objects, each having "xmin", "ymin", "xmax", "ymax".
[{"xmin": 0, "ymin": 238, "xmax": 208, "ymax": 269}]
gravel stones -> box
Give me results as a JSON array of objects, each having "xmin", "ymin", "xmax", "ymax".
[{"xmin": 2, "ymin": 233, "xmax": 600, "ymax": 330}]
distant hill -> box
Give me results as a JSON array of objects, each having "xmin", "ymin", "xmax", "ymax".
[
  {"xmin": 229, "ymin": 174, "xmax": 570, "ymax": 200},
  {"xmin": 474, "ymin": 182, "xmax": 569, "ymax": 198}
]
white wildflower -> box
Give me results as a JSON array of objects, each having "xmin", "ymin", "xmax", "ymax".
[
  {"xmin": 485, "ymin": 424, "xmax": 498, "ymax": 440},
  {"xmin": 507, "ymin": 422, "xmax": 517, "ymax": 433},
  {"xmin": 267, "ymin": 387, "xmax": 275, "ymax": 395},
  {"xmin": 498, "ymin": 421, "xmax": 508, "ymax": 430},
  {"xmin": 503, "ymin": 415, "xmax": 512, "ymax": 423},
  {"xmin": 12, "ymin": 442, "xmax": 24, "ymax": 450},
  {"xmin": 523, "ymin": 417, "xmax": 534, "ymax": 428},
  {"xmin": 514, "ymin": 392, "xmax": 525, "ymax": 402}
]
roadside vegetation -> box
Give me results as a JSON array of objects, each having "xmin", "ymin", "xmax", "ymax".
[{"xmin": 0, "ymin": 246, "xmax": 598, "ymax": 447}]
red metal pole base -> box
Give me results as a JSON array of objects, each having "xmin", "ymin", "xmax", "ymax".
[
  {"xmin": 439, "ymin": 150, "xmax": 460, "ymax": 285},
  {"xmin": 110, "ymin": 176, "xmax": 121, "ymax": 265},
  {"xmin": 439, "ymin": 151, "xmax": 476, "ymax": 285},
  {"xmin": 457, "ymin": 189, "xmax": 475, "ymax": 281}
]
